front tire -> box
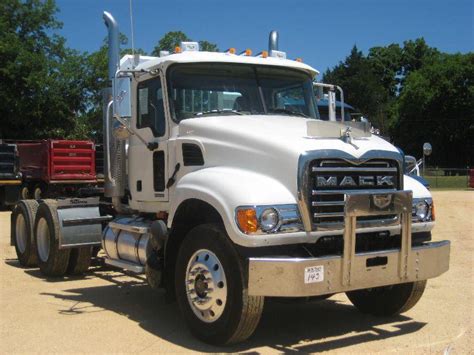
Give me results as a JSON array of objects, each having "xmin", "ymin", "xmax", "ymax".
[
  {"xmin": 346, "ymin": 280, "xmax": 427, "ymax": 316},
  {"xmin": 34, "ymin": 200, "xmax": 71, "ymax": 277},
  {"xmin": 175, "ymin": 224, "xmax": 264, "ymax": 345},
  {"xmin": 11, "ymin": 200, "xmax": 39, "ymax": 266}
]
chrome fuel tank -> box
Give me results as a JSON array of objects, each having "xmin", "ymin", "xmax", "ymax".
[{"xmin": 102, "ymin": 217, "xmax": 152, "ymax": 266}]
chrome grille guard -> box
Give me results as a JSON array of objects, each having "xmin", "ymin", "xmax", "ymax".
[{"xmin": 297, "ymin": 150, "xmax": 404, "ymax": 232}]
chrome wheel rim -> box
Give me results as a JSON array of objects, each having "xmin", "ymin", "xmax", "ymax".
[
  {"xmin": 36, "ymin": 218, "xmax": 50, "ymax": 262},
  {"xmin": 186, "ymin": 249, "xmax": 227, "ymax": 323},
  {"xmin": 15, "ymin": 214, "xmax": 27, "ymax": 253}
]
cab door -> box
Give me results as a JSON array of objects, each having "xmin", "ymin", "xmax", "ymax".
[{"xmin": 128, "ymin": 74, "xmax": 169, "ymax": 207}]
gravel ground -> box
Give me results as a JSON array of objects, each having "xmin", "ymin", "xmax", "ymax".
[{"xmin": 0, "ymin": 191, "xmax": 472, "ymax": 354}]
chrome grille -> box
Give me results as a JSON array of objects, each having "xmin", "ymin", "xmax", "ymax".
[{"xmin": 310, "ymin": 159, "xmax": 399, "ymax": 228}]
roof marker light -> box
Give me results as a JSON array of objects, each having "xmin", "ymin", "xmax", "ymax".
[
  {"xmin": 256, "ymin": 50, "xmax": 268, "ymax": 58},
  {"xmin": 180, "ymin": 41, "xmax": 199, "ymax": 51},
  {"xmin": 174, "ymin": 46, "xmax": 182, "ymax": 53},
  {"xmin": 239, "ymin": 48, "xmax": 252, "ymax": 56},
  {"xmin": 270, "ymin": 50, "xmax": 286, "ymax": 59},
  {"xmin": 226, "ymin": 47, "xmax": 236, "ymax": 54},
  {"xmin": 295, "ymin": 57, "xmax": 303, "ymax": 62}
]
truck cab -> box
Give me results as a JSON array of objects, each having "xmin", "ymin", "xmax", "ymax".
[{"xmin": 10, "ymin": 12, "xmax": 449, "ymax": 346}]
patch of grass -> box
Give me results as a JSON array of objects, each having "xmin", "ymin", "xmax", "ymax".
[{"xmin": 425, "ymin": 175, "xmax": 469, "ymax": 189}]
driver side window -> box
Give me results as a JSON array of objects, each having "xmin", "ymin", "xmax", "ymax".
[{"xmin": 137, "ymin": 77, "xmax": 166, "ymax": 137}]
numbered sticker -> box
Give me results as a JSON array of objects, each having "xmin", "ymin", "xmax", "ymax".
[{"xmin": 304, "ymin": 265, "xmax": 324, "ymax": 284}]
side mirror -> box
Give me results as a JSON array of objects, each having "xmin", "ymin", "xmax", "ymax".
[
  {"xmin": 115, "ymin": 77, "xmax": 132, "ymax": 118},
  {"xmin": 423, "ymin": 142, "xmax": 432, "ymax": 156}
]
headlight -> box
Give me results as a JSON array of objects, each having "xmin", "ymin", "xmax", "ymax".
[
  {"xmin": 236, "ymin": 204, "xmax": 302, "ymax": 234},
  {"xmin": 415, "ymin": 201, "xmax": 429, "ymax": 220},
  {"xmin": 412, "ymin": 198, "xmax": 433, "ymax": 222},
  {"xmin": 259, "ymin": 208, "xmax": 280, "ymax": 232}
]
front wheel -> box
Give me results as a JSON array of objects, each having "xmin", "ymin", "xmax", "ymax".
[
  {"xmin": 346, "ymin": 280, "xmax": 427, "ymax": 316},
  {"xmin": 175, "ymin": 224, "xmax": 264, "ymax": 345}
]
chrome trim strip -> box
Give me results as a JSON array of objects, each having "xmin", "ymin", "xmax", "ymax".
[
  {"xmin": 314, "ymin": 211, "xmax": 345, "ymax": 218},
  {"xmin": 108, "ymin": 221, "xmax": 150, "ymax": 234},
  {"xmin": 312, "ymin": 167, "xmax": 397, "ymax": 173},
  {"xmin": 312, "ymin": 188, "xmax": 397, "ymax": 195},
  {"xmin": 312, "ymin": 201, "xmax": 345, "ymax": 207},
  {"xmin": 104, "ymin": 257, "xmax": 144, "ymax": 273}
]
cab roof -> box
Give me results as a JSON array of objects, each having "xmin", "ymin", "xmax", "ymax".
[{"xmin": 120, "ymin": 51, "xmax": 319, "ymax": 78}]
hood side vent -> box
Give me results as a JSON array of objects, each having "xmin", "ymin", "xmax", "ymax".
[{"xmin": 182, "ymin": 144, "xmax": 204, "ymax": 166}]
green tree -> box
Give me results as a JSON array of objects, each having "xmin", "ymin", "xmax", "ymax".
[
  {"xmin": 368, "ymin": 44, "xmax": 403, "ymax": 97},
  {"xmin": 323, "ymin": 46, "xmax": 388, "ymax": 130},
  {"xmin": 0, "ymin": 0, "xmax": 91, "ymax": 139},
  {"xmin": 199, "ymin": 40, "xmax": 219, "ymax": 52},
  {"xmin": 393, "ymin": 53, "xmax": 474, "ymax": 167},
  {"xmin": 151, "ymin": 31, "xmax": 219, "ymax": 55},
  {"xmin": 151, "ymin": 31, "xmax": 190, "ymax": 55},
  {"xmin": 76, "ymin": 34, "xmax": 146, "ymax": 141}
]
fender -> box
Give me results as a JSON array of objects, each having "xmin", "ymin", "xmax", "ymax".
[
  {"xmin": 168, "ymin": 167, "xmax": 298, "ymax": 247},
  {"xmin": 404, "ymin": 174, "xmax": 431, "ymax": 199}
]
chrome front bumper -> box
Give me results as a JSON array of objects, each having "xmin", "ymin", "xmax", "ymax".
[{"xmin": 248, "ymin": 191, "xmax": 450, "ymax": 297}]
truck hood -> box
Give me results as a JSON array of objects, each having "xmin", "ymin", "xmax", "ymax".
[{"xmin": 177, "ymin": 115, "xmax": 401, "ymax": 197}]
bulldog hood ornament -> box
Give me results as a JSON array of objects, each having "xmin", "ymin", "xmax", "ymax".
[{"xmin": 341, "ymin": 126, "xmax": 359, "ymax": 149}]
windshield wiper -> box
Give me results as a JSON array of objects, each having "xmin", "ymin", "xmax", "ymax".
[
  {"xmin": 268, "ymin": 108, "xmax": 309, "ymax": 118},
  {"xmin": 194, "ymin": 109, "xmax": 244, "ymax": 116}
]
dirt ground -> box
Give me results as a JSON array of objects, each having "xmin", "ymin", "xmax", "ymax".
[{"xmin": 0, "ymin": 191, "xmax": 472, "ymax": 354}]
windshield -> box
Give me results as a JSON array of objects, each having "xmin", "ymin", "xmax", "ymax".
[{"xmin": 167, "ymin": 63, "xmax": 318, "ymax": 121}]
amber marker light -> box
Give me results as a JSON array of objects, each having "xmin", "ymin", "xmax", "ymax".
[
  {"xmin": 174, "ymin": 46, "xmax": 182, "ymax": 53},
  {"xmin": 227, "ymin": 47, "xmax": 236, "ymax": 54},
  {"xmin": 295, "ymin": 57, "xmax": 303, "ymax": 62},
  {"xmin": 236, "ymin": 208, "xmax": 258, "ymax": 234},
  {"xmin": 261, "ymin": 50, "xmax": 268, "ymax": 58},
  {"xmin": 431, "ymin": 202, "xmax": 436, "ymax": 221},
  {"xmin": 245, "ymin": 48, "xmax": 252, "ymax": 56}
]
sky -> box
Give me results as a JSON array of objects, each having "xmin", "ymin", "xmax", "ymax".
[{"xmin": 55, "ymin": 0, "xmax": 473, "ymax": 76}]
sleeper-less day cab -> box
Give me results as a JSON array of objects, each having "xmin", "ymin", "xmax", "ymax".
[{"xmin": 10, "ymin": 12, "xmax": 449, "ymax": 345}]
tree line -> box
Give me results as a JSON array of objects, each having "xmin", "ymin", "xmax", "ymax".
[
  {"xmin": 1, "ymin": 0, "xmax": 472, "ymax": 167},
  {"xmin": 323, "ymin": 42, "xmax": 473, "ymax": 167},
  {"xmin": 0, "ymin": 0, "xmax": 219, "ymax": 142}
]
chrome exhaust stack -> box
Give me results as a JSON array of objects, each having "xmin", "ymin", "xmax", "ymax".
[
  {"xmin": 268, "ymin": 30, "xmax": 279, "ymax": 52},
  {"xmin": 102, "ymin": 11, "xmax": 127, "ymax": 208}
]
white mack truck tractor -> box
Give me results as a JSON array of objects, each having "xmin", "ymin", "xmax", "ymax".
[{"xmin": 10, "ymin": 12, "xmax": 450, "ymax": 345}]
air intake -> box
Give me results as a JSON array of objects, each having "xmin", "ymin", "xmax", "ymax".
[{"xmin": 182, "ymin": 144, "xmax": 204, "ymax": 166}]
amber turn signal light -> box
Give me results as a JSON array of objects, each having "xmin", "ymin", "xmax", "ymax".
[{"xmin": 236, "ymin": 208, "xmax": 258, "ymax": 234}]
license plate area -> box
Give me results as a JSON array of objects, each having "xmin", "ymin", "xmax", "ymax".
[{"xmin": 366, "ymin": 256, "xmax": 388, "ymax": 267}]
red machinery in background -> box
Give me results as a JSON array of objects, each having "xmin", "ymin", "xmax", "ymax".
[{"xmin": 16, "ymin": 139, "xmax": 99, "ymax": 200}]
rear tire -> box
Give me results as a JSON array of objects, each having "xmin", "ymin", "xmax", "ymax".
[
  {"xmin": 175, "ymin": 223, "xmax": 264, "ymax": 345},
  {"xmin": 346, "ymin": 280, "xmax": 427, "ymax": 316},
  {"xmin": 33, "ymin": 185, "xmax": 43, "ymax": 200},
  {"xmin": 34, "ymin": 200, "xmax": 71, "ymax": 277},
  {"xmin": 11, "ymin": 200, "xmax": 39, "ymax": 266},
  {"xmin": 20, "ymin": 186, "xmax": 30, "ymax": 200},
  {"xmin": 67, "ymin": 247, "xmax": 92, "ymax": 275}
]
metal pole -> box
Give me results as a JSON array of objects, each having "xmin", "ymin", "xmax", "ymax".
[{"xmin": 422, "ymin": 154, "xmax": 425, "ymax": 177}]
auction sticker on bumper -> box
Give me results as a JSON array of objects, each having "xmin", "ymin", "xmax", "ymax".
[{"xmin": 304, "ymin": 265, "xmax": 324, "ymax": 283}]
